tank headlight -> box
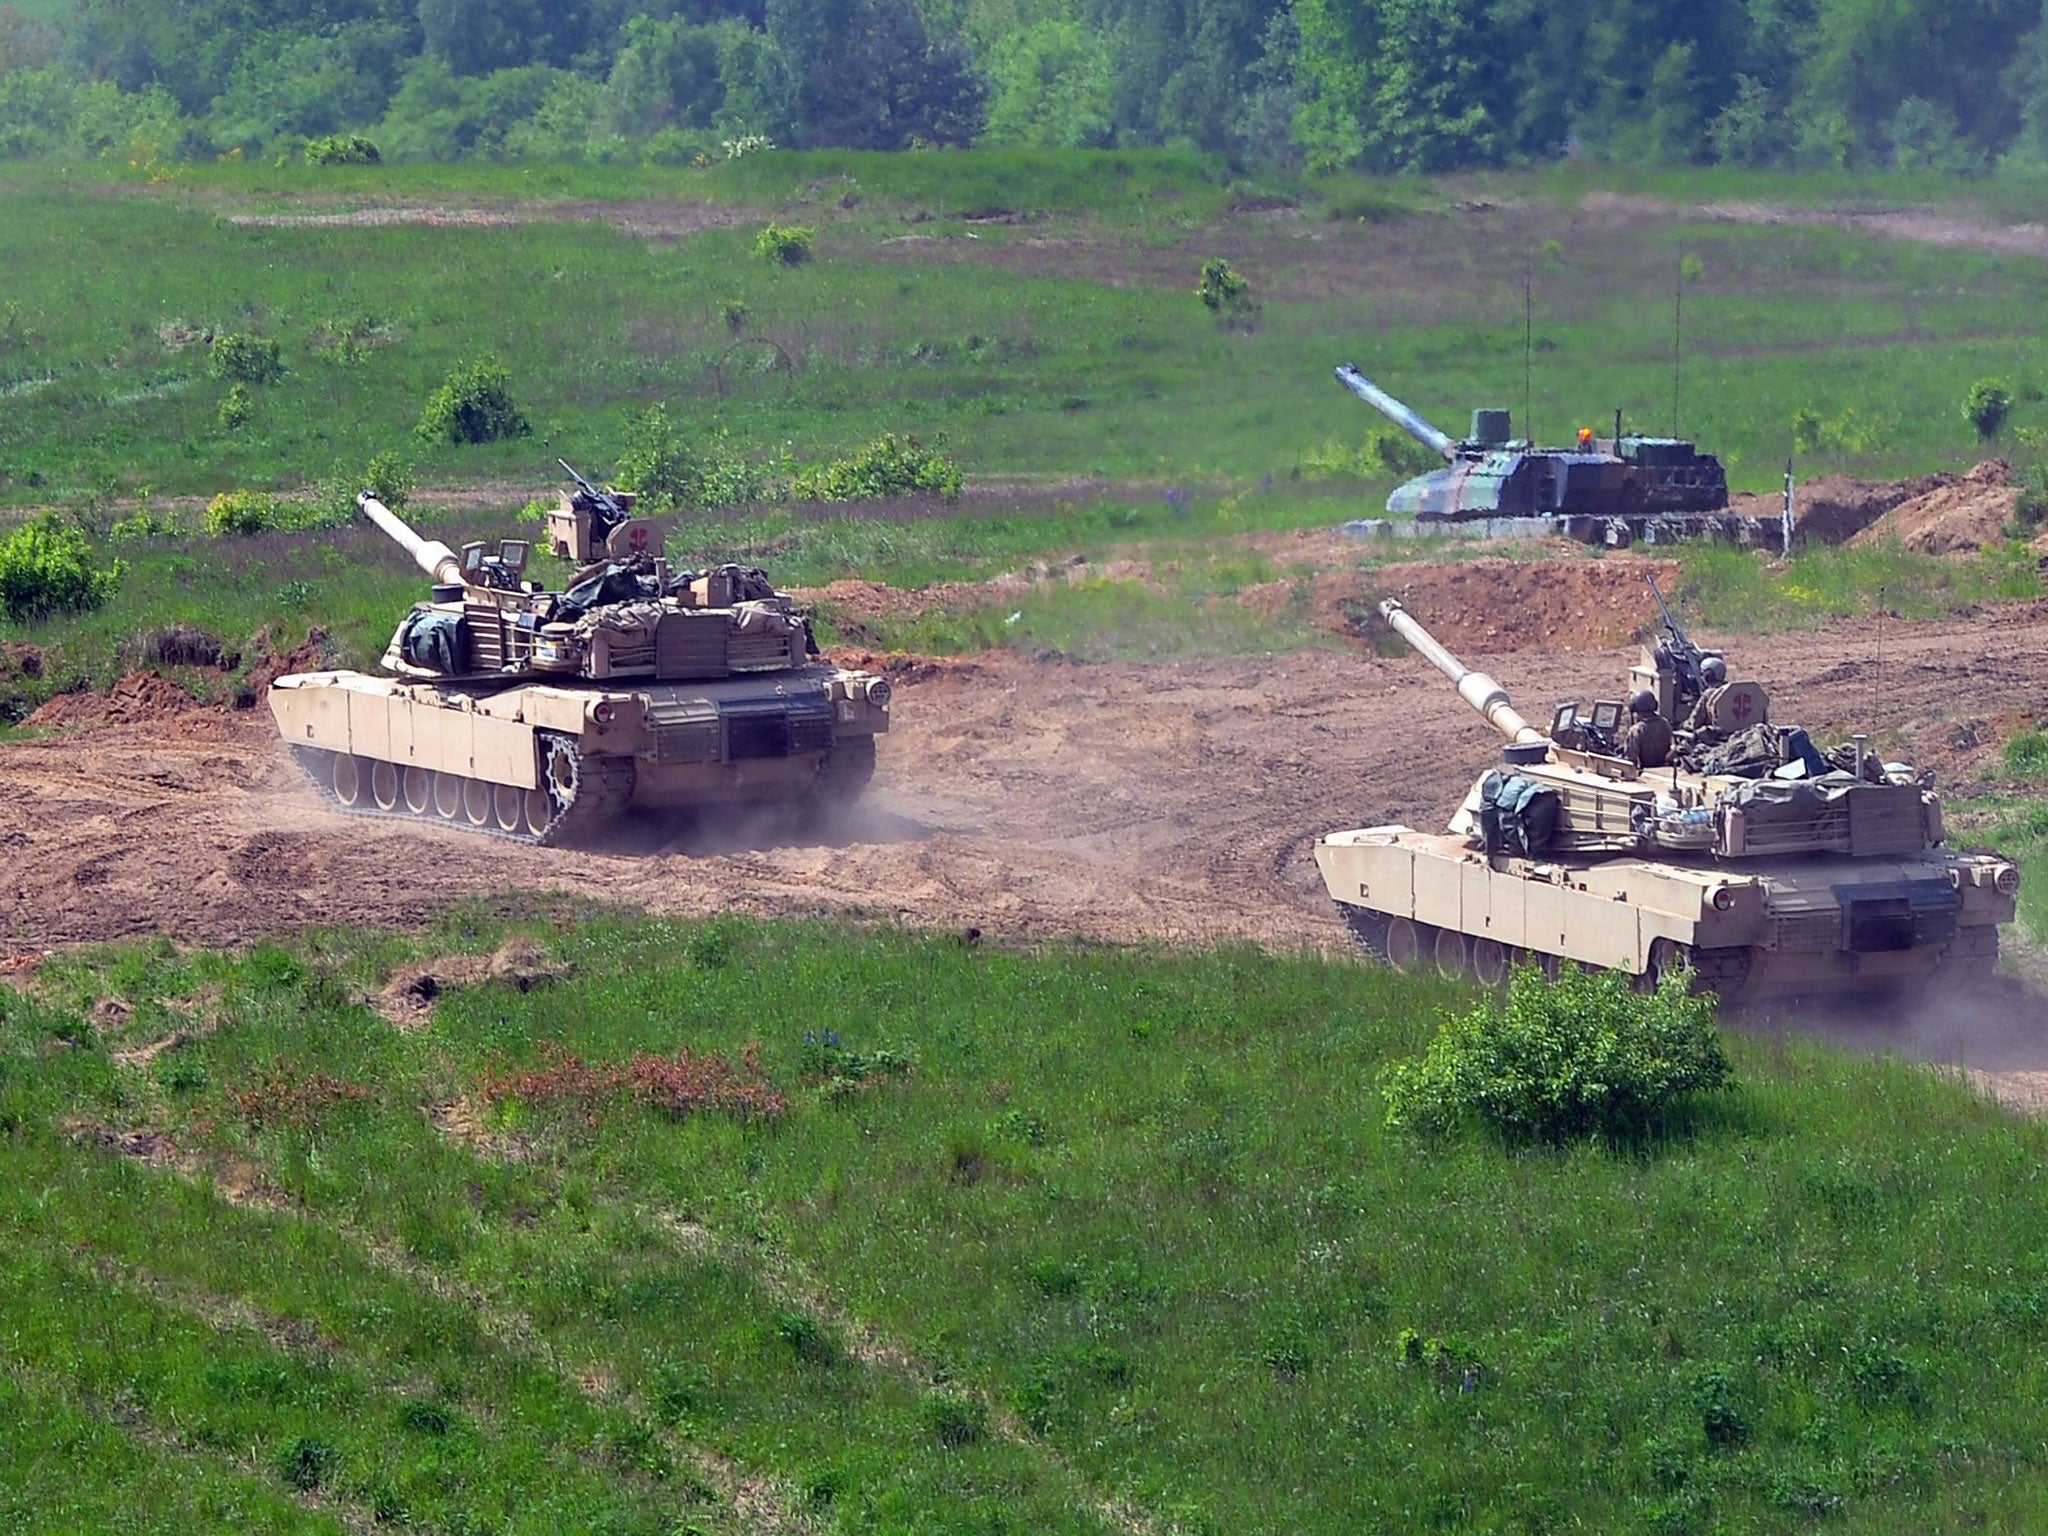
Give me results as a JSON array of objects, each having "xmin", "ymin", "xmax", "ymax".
[
  {"xmin": 1996, "ymin": 865, "xmax": 2021, "ymax": 897},
  {"xmin": 1711, "ymin": 885, "xmax": 1738, "ymax": 912},
  {"xmin": 864, "ymin": 678, "xmax": 892, "ymax": 710},
  {"xmin": 591, "ymin": 700, "xmax": 616, "ymax": 725}
]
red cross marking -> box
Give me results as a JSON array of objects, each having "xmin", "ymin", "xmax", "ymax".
[{"xmin": 1730, "ymin": 689, "xmax": 1754, "ymax": 722}]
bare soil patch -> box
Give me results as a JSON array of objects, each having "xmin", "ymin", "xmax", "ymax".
[
  {"xmin": 374, "ymin": 936, "xmax": 568, "ymax": 1028},
  {"xmin": 1849, "ymin": 460, "xmax": 2037, "ymax": 556},
  {"xmin": 220, "ymin": 199, "xmax": 751, "ymax": 243},
  {"xmin": 23, "ymin": 670, "xmax": 208, "ymax": 729}
]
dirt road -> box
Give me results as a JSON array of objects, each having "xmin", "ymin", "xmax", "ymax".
[{"xmin": 4, "ymin": 602, "xmax": 2037, "ymax": 955}]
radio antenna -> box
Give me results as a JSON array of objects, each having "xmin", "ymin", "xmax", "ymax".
[
  {"xmin": 1672, "ymin": 252, "xmax": 1684, "ymax": 438},
  {"xmin": 1523, "ymin": 244, "xmax": 1534, "ymax": 446}
]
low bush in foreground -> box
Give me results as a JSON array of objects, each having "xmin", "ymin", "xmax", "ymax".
[
  {"xmin": 790, "ymin": 432, "xmax": 963, "ymax": 502},
  {"xmin": 1382, "ymin": 963, "xmax": 1732, "ymax": 1143},
  {"xmin": 0, "ymin": 514, "xmax": 124, "ymax": 623}
]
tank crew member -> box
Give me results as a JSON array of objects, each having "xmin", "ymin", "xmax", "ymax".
[
  {"xmin": 1683, "ymin": 653, "xmax": 1732, "ymax": 734},
  {"xmin": 1623, "ymin": 689, "xmax": 1673, "ymax": 770}
]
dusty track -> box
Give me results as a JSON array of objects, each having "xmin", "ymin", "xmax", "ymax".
[{"xmin": 3, "ymin": 607, "xmax": 2038, "ymax": 954}]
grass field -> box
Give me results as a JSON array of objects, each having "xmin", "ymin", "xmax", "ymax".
[
  {"xmin": 5, "ymin": 156, "xmax": 2048, "ymax": 507},
  {"xmin": 6, "ymin": 912, "xmax": 2048, "ymax": 1533}
]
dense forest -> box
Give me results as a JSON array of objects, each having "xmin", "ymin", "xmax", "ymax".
[{"xmin": 2, "ymin": 0, "xmax": 2046, "ymax": 174}]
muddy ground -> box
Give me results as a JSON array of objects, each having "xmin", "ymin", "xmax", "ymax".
[{"xmin": 6, "ymin": 591, "xmax": 2044, "ymax": 1085}]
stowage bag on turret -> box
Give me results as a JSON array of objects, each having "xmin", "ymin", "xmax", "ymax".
[
  {"xmin": 398, "ymin": 608, "xmax": 464, "ymax": 673},
  {"xmin": 1478, "ymin": 771, "xmax": 1560, "ymax": 857}
]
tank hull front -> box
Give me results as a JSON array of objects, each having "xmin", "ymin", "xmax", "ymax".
[
  {"xmin": 269, "ymin": 664, "xmax": 888, "ymax": 843},
  {"xmin": 1315, "ymin": 826, "xmax": 2014, "ymax": 1003}
]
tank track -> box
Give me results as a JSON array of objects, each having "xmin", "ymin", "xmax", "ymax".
[
  {"xmin": 289, "ymin": 743, "xmax": 633, "ymax": 848},
  {"xmin": 1331, "ymin": 900, "xmax": 1748, "ymax": 998}
]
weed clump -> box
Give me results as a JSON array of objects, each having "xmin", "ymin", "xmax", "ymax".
[
  {"xmin": 274, "ymin": 1434, "xmax": 340, "ymax": 1491},
  {"xmin": 1380, "ymin": 963, "xmax": 1731, "ymax": 1144},
  {"xmin": 217, "ymin": 382, "xmax": 251, "ymax": 432},
  {"xmin": 791, "ymin": 432, "xmax": 962, "ymax": 501},
  {"xmin": 227, "ymin": 1059, "xmax": 373, "ymax": 1131},
  {"xmin": 0, "ymin": 514, "xmax": 123, "ymax": 624},
  {"xmin": 2004, "ymin": 728, "xmax": 2048, "ymax": 779},
  {"xmin": 209, "ymin": 332, "xmax": 284, "ymax": 386},
  {"xmin": 755, "ymin": 223, "xmax": 815, "ymax": 265},
  {"xmin": 202, "ymin": 489, "xmax": 286, "ymax": 535},
  {"xmin": 920, "ymin": 1394, "xmax": 988, "ymax": 1448},
  {"xmin": 417, "ymin": 355, "xmax": 531, "ymax": 446}
]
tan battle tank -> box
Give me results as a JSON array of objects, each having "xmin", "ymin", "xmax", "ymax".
[
  {"xmin": 1315, "ymin": 599, "xmax": 2017, "ymax": 1001},
  {"xmin": 269, "ymin": 473, "xmax": 890, "ymax": 844}
]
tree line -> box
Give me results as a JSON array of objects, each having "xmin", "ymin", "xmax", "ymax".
[{"xmin": 1, "ymin": 0, "xmax": 2045, "ymax": 173}]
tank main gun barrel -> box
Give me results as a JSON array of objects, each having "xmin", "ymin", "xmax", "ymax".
[
  {"xmin": 1334, "ymin": 364, "xmax": 1457, "ymax": 461},
  {"xmin": 1378, "ymin": 598, "xmax": 1546, "ymax": 746},
  {"xmin": 360, "ymin": 493, "xmax": 463, "ymax": 588}
]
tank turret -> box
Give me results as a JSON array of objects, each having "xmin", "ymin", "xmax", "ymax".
[
  {"xmin": 1317, "ymin": 601, "xmax": 2018, "ymax": 999},
  {"xmin": 1334, "ymin": 363, "xmax": 1746, "ymax": 547},
  {"xmin": 268, "ymin": 470, "xmax": 891, "ymax": 845}
]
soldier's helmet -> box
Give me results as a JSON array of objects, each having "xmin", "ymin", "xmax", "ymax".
[
  {"xmin": 1629, "ymin": 689, "xmax": 1658, "ymax": 716},
  {"xmin": 1700, "ymin": 654, "xmax": 1728, "ymax": 686}
]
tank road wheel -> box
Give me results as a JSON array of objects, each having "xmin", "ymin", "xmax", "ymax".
[
  {"xmin": 493, "ymin": 783, "xmax": 525, "ymax": 834},
  {"xmin": 369, "ymin": 760, "xmax": 401, "ymax": 812},
  {"xmin": 462, "ymin": 778, "xmax": 491, "ymax": 827},
  {"xmin": 433, "ymin": 771, "xmax": 463, "ymax": 820},
  {"xmin": 523, "ymin": 789, "xmax": 553, "ymax": 839},
  {"xmin": 331, "ymin": 753, "xmax": 365, "ymax": 807},
  {"xmin": 1644, "ymin": 937, "xmax": 1694, "ymax": 993},
  {"xmin": 1384, "ymin": 917, "xmax": 1422, "ymax": 973},
  {"xmin": 1472, "ymin": 937, "xmax": 1511, "ymax": 987},
  {"xmin": 403, "ymin": 766, "xmax": 433, "ymax": 816},
  {"xmin": 1433, "ymin": 926, "xmax": 1470, "ymax": 979}
]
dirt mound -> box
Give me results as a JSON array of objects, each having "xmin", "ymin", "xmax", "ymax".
[
  {"xmin": 139, "ymin": 625, "xmax": 236, "ymax": 671},
  {"xmin": 23, "ymin": 670, "xmax": 206, "ymax": 729},
  {"xmin": 373, "ymin": 936, "xmax": 569, "ymax": 1028},
  {"xmin": 242, "ymin": 628, "xmax": 330, "ymax": 701},
  {"xmin": 1849, "ymin": 461, "xmax": 2021, "ymax": 555},
  {"xmin": 1305, "ymin": 556, "xmax": 1682, "ymax": 654},
  {"xmin": 1728, "ymin": 472, "xmax": 1948, "ymax": 546}
]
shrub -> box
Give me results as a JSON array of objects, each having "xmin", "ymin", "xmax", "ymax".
[
  {"xmin": 274, "ymin": 1435, "xmax": 340, "ymax": 1491},
  {"xmin": 1380, "ymin": 963, "xmax": 1732, "ymax": 1144},
  {"xmin": 203, "ymin": 489, "xmax": 286, "ymax": 536},
  {"xmin": 417, "ymin": 356, "xmax": 531, "ymax": 446},
  {"xmin": 209, "ymin": 332, "xmax": 284, "ymax": 385},
  {"xmin": 614, "ymin": 404, "xmax": 770, "ymax": 510},
  {"xmin": 304, "ymin": 134, "xmax": 380, "ymax": 166},
  {"xmin": 791, "ymin": 432, "xmax": 963, "ymax": 501},
  {"xmin": 1299, "ymin": 429, "xmax": 1438, "ymax": 481},
  {"xmin": 1964, "ymin": 379, "xmax": 2013, "ymax": 442},
  {"xmin": 0, "ymin": 514, "xmax": 124, "ymax": 623},
  {"xmin": 754, "ymin": 223, "xmax": 815, "ymax": 265},
  {"xmin": 920, "ymin": 1394, "xmax": 989, "ymax": 1448},
  {"xmin": 217, "ymin": 382, "xmax": 251, "ymax": 432},
  {"xmin": 2005, "ymin": 728, "xmax": 2048, "ymax": 779},
  {"xmin": 1194, "ymin": 257, "xmax": 1258, "ymax": 330},
  {"xmin": 2014, "ymin": 463, "xmax": 2048, "ymax": 531}
]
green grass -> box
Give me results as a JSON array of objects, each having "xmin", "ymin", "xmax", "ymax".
[
  {"xmin": 6, "ymin": 159, "xmax": 2048, "ymax": 508},
  {"xmin": 1678, "ymin": 539, "xmax": 2043, "ymax": 631},
  {"xmin": 10, "ymin": 912, "xmax": 2048, "ymax": 1531}
]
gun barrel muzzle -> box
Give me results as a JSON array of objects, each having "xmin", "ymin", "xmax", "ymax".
[
  {"xmin": 1335, "ymin": 365, "xmax": 1458, "ymax": 461},
  {"xmin": 360, "ymin": 492, "xmax": 463, "ymax": 587}
]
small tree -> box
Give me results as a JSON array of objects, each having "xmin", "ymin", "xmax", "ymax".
[
  {"xmin": 0, "ymin": 514, "xmax": 124, "ymax": 623},
  {"xmin": 1381, "ymin": 962, "xmax": 1732, "ymax": 1144},
  {"xmin": 417, "ymin": 356, "xmax": 531, "ymax": 446},
  {"xmin": 209, "ymin": 332, "xmax": 284, "ymax": 385},
  {"xmin": 1964, "ymin": 379, "xmax": 2013, "ymax": 442}
]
